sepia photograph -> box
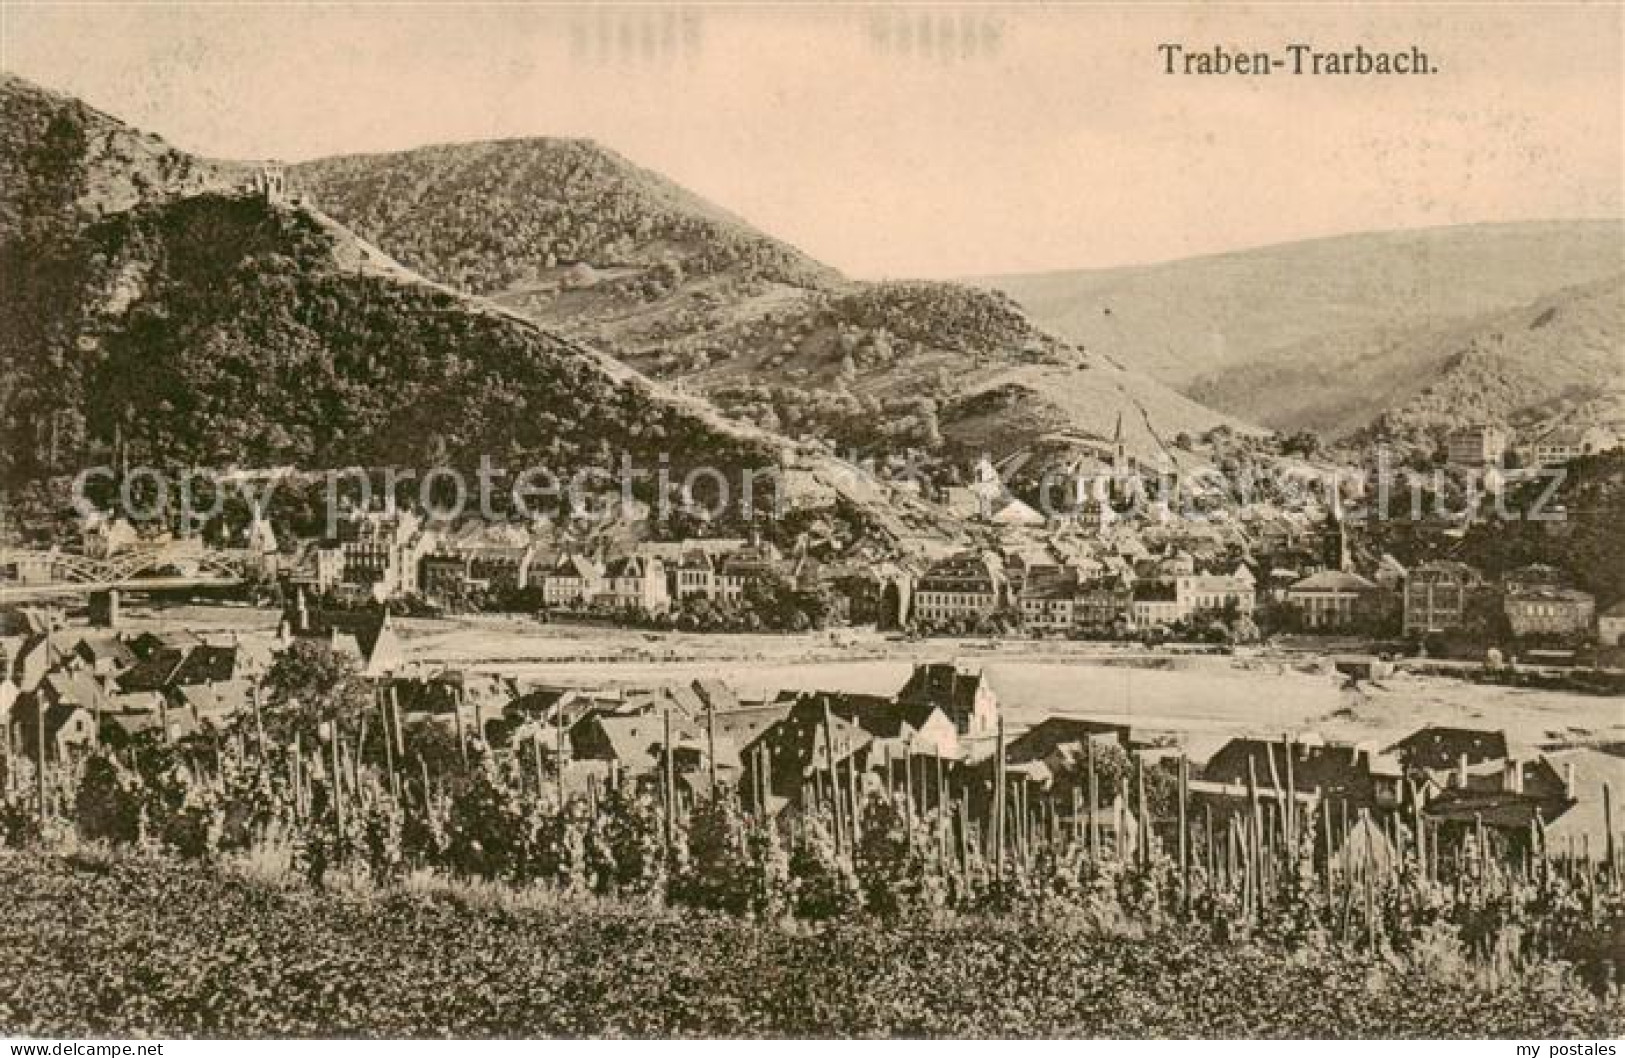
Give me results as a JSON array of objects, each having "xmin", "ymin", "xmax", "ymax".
[{"xmin": 0, "ymin": 0, "xmax": 1621, "ymax": 1044}]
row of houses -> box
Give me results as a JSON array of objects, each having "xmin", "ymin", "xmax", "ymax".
[
  {"xmin": 7, "ymin": 620, "xmax": 1615, "ymax": 856},
  {"xmin": 1446, "ymin": 422, "xmax": 1622, "ymax": 469}
]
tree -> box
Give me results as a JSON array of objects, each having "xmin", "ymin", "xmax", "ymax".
[{"xmin": 261, "ymin": 639, "xmax": 373, "ymax": 742}]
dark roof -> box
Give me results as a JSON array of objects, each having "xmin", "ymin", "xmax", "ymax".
[
  {"xmin": 116, "ymin": 649, "xmax": 188, "ymax": 693},
  {"xmin": 1007, "ymin": 716, "xmax": 1133, "ymax": 765},
  {"xmin": 1204, "ymin": 737, "xmax": 1398, "ymax": 798},
  {"xmin": 170, "ymin": 644, "xmax": 242, "ymax": 686},
  {"xmin": 800, "ymin": 692, "xmax": 941, "ymax": 740},
  {"xmin": 1387, "ymin": 727, "xmax": 1509, "ymax": 772}
]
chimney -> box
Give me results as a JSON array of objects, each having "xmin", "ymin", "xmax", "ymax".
[
  {"xmin": 1457, "ymin": 752, "xmax": 1469, "ymax": 789},
  {"xmin": 1504, "ymin": 758, "xmax": 1521, "ymax": 794},
  {"xmin": 1564, "ymin": 762, "xmax": 1576, "ymax": 798}
]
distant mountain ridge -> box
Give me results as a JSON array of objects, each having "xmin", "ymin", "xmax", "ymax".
[{"xmin": 980, "ymin": 220, "xmax": 1625, "ymax": 440}]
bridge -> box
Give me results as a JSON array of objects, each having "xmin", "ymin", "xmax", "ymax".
[{"xmin": 0, "ymin": 543, "xmax": 251, "ymax": 600}]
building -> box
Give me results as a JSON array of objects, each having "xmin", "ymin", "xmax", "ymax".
[
  {"xmin": 713, "ymin": 541, "xmax": 784, "ymax": 602},
  {"xmin": 1285, "ymin": 569, "xmax": 1380, "ymax": 630},
  {"xmin": 1174, "ymin": 573, "xmax": 1255, "ymax": 618},
  {"xmin": 912, "ymin": 551, "xmax": 1006, "ymax": 626},
  {"xmin": 1445, "ymin": 424, "xmax": 1508, "ymax": 468},
  {"xmin": 1018, "ymin": 567, "xmax": 1079, "ymax": 632},
  {"xmin": 806, "ymin": 691, "xmax": 961, "ymax": 760},
  {"xmin": 540, "ymin": 554, "xmax": 604, "ymax": 609},
  {"xmin": 1402, "ymin": 560, "xmax": 1486, "ymax": 636},
  {"xmin": 1599, "ymin": 600, "xmax": 1625, "ymax": 647},
  {"xmin": 1072, "ymin": 584, "xmax": 1130, "ymax": 631},
  {"xmin": 277, "ymin": 594, "xmax": 404, "ymax": 677},
  {"xmin": 896, "ymin": 662, "xmax": 999, "ymax": 737},
  {"xmin": 599, "ymin": 555, "xmax": 670, "ymax": 614},
  {"xmin": 1128, "ymin": 582, "xmax": 1180, "ymax": 629},
  {"xmin": 1524, "ymin": 424, "xmax": 1620, "ymax": 467},
  {"xmin": 1202, "ymin": 736, "xmax": 1404, "ymax": 813},
  {"xmin": 1504, "ymin": 586, "xmax": 1595, "ymax": 640}
]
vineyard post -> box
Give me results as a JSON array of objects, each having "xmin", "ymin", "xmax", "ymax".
[
  {"xmin": 453, "ymin": 689, "xmax": 468, "ymax": 771},
  {"xmin": 1071, "ymin": 785, "xmax": 1082, "ymax": 856},
  {"xmin": 389, "ymin": 686, "xmax": 404, "ymax": 760},
  {"xmin": 292, "ymin": 732, "xmax": 304, "ymax": 820},
  {"xmin": 1084, "ymin": 734, "xmax": 1098, "ymax": 859},
  {"xmin": 1362, "ymin": 809, "xmax": 1377, "ymax": 951},
  {"xmin": 1320, "ymin": 792, "xmax": 1334, "ymax": 914},
  {"xmin": 252, "ymin": 681, "xmax": 266, "ymax": 761},
  {"xmin": 993, "ymin": 714, "xmax": 1006, "ymax": 892},
  {"xmin": 1245, "ymin": 756, "xmax": 1261, "ymax": 905},
  {"xmin": 1134, "ymin": 750, "xmax": 1147, "ymax": 869},
  {"xmin": 1204, "ymin": 801, "xmax": 1215, "ymax": 882},
  {"xmin": 330, "ymin": 724, "xmax": 345, "ymax": 840},
  {"xmin": 845, "ymin": 732, "xmax": 860, "ymax": 834},
  {"xmin": 761, "ymin": 740, "xmax": 773, "ymax": 816},
  {"xmin": 903, "ymin": 748, "xmax": 915, "ymax": 853},
  {"xmin": 822, "ymin": 702, "xmax": 845, "ymax": 858},
  {"xmin": 1177, "ymin": 753, "xmax": 1189, "ymax": 914},
  {"xmin": 705, "ymin": 696, "xmax": 718, "ymax": 800},
  {"xmin": 36, "ymin": 691, "xmax": 48, "ymax": 823},
  {"xmin": 1281, "ymin": 734, "xmax": 1296, "ymax": 857},
  {"xmin": 380, "ymin": 691, "xmax": 399, "ymax": 802},
  {"xmin": 1604, "ymin": 783, "xmax": 1617, "ymax": 881},
  {"xmin": 662, "ymin": 709, "xmax": 675, "ymax": 858},
  {"xmin": 556, "ymin": 708, "xmax": 566, "ymax": 809},
  {"xmin": 418, "ymin": 755, "xmax": 431, "ymax": 818}
]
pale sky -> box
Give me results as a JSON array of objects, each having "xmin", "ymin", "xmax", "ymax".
[{"xmin": 2, "ymin": 3, "xmax": 1620, "ymax": 278}]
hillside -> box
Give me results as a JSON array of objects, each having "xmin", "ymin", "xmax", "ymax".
[
  {"xmin": 0, "ymin": 72, "xmax": 245, "ymax": 242},
  {"xmin": 1222, "ymin": 274, "xmax": 1624, "ymax": 445},
  {"xmin": 0, "ymin": 74, "xmax": 976, "ymax": 548},
  {"xmin": 981, "ymin": 221, "xmax": 1625, "ymax": 436},
  {"xmin": 293, "ymin": 141, "xmax": 1255, "ymax": 463}
]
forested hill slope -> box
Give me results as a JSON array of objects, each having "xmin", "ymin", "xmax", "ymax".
[
  {"xmin": 0, "ymin": 75, "xmax": 779, "ymax": 494},
  {"xmin": 293, "ymin": 138, "xmax": 1258, "ymax": 462}
]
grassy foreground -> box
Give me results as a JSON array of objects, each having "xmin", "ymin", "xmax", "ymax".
[{"xmin": 0, "ymin": 850, "xmax": 1619, "ymax": 1039}]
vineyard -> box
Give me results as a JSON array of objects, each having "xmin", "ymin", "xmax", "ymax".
[{"xmin": 2, "ymin": 705, "xmax": 1623, "ymax": 1037}]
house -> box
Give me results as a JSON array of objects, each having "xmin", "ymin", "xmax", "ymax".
[
  {"xmin": 1006, "ymin": 716, "xmax": 1134, "ymax": 766},
  {"xmin": 1525, "ymin": 423, "xmax": 1620, "ymax": 467},
  {"xmin": 320, "ymin": 508, "xmax": 437, "ymax": 601},
  {"xmin": 278, "ymin": 594, "xmax": 404, "ymax": 677},
  {"xmin": 1445, "ymin": 424, "xmax": 1508, "ymax": 468},
  {"xmin": 569, "ymin": 711, "xmax": 702, "ymax": 775},
  {"xmin": 1504, "ymin": 586, "xmax": 1594, "ymax": 640},
  {"xmin": 419, "ymin": 553, "xmax": 473, "ymax": 601},
  {"xmin": 1073, "ymin": 584, "xmax": 1132, "ymax": 631},
  {"xmin": 599, "ymin": 555, "xmax": 669, "ymax": 614},
  {"xmin": 1018, "ymin": 567, "xmax": 1080, "ymax": 632},
  {"xmin": 802, "ymin": 692, "xmax": 960, "ymax": 760},
  {"xmin": 1129, "ymin": 582, "xmax": 1180, "ymax": 629},
  {"xmin": 741, "ymin": 696, "xmax": 874, "ymax": 808},
  {"xmin": 540, "ymin": 554, "xmax": 604, "ymax": 609},
  {"xmin": 672, "ymin": 550, "xmax": 716, "ymax": 600},
  {"xmin": 987, "ymin": 495, "xmax": 1045, "ymax": 527},
  {"xmin": 1174, "ymin": 573, "xmax": 1254, "ymax": 618},
  {"xmin": 1387, "ymin": 726, "xmax": 1509, "ymax": 775},
  {"xmin": 1402, "ymin": 560, "xmax": 1486, "ymax": 636},
  {"xmin": 1598, "ymin": 600, "xmax": 1625, "ymax": 647},
  {"xmin": 1286, "ymin": 570, "xmax": 1380, "ymax": 630},
  {"xmin": 10, "ymin": 696, "xmax": 96, "ymax": 762},
  {"xmin": 714, "ymin": 541, "xmax": 784, "ymax": 602},
  {"xmin": 912, "ymin": 551, "xmax": 1006, "ymax": 626},
  {"xmin": 1202, "ymin": 736, "xmax": 1404, "ymax": 813},
  {"xmin": 896, "ymin": 662, "xmax": 999, "ymax": 737},
  {"xmin": 81, "ymin": 513, "xmax": 141, "ymax": 559},
  {"xmin": 70, "ymin": 632, "xmax": 136, "ymax": 676}
]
